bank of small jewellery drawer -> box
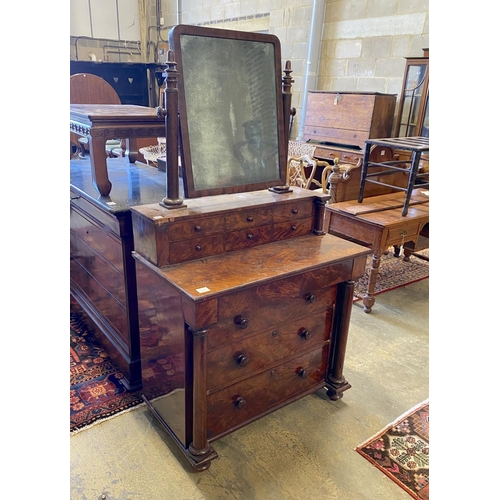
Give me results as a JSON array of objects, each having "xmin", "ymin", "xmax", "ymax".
[
  {"xmin": 168, "ymin": 215, "xmax": 224, "ymax": 242},
  {"xmin": 206, "ymin": 344, "xmax": 329, "ymax": 439},
  {"xmin": 273, "ymin": 200, "xmax": 314, "ymax": 222},
  {"xmin": 273, "ymin": 218, "xmax": 313, "ymax": 240},
  {"xmin": 225, "ymin": 207, "xmax": 273, "ymax": 231},
  {"xmin": 169, "ymin": 235, "xmax": 225, "ymax": 264},
  {"xmin": 224, "ymin": 224, "xmax": 273, "ymax": 252},
  {"xmin": 206, "ymin": 311, "xmax": 332, "ymax": 391}
]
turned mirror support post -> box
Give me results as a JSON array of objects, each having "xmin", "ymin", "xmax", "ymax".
[
  {"xmin": 158, "ymin": 50, "xmax": 186, "ymax": 210},
  {"xmin": 282, "ymin": 60, "xmax": 294, "ymax": 142}
]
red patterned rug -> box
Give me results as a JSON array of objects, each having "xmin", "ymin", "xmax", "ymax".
[
  {"xmin": 356, "ymin": 400, "xmax": 429, "ymax": 499},
  {"xmin": 354, "ymin": 249, "xmax": 429, "ymax": 301},
  {"xmin": 70, "ymin": 313, "xmax": 142, "ymax": 433}
]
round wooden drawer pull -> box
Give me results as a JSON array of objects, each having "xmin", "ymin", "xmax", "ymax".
[
  {"xmin": 246, "ymin": 216, "xmax": 254, "ymax": 222},
  {"xmin": 298, "ymin": 368, "xmax": 309, "ymax": 379},
  {"xmin": 234, "ymin": 315, "xmax": 249, "ymax": 329},
  {"xmin": 195, "ymin": 245, "xmax": 202, "ymax": 251},
  {"xmin": 247, "ymin": 233, "xmax": 253, "ymax": 240},
  {"xmin": 299, "ymin": 329, "xmax": 311, "ymax": 340},
  {"xmin": 194, "ymin": 225, "xmax": 202, "ymax": 232},
  {"xmin": 291, "ymin": 208, "xmax": 298, "ymax": 214},
  {"xmin": 236, "ymin": 354, "xmax": 249, "ymax": 367},
  {"xmin": 234, "ymin": 397, "xmax": 247, "ymax": 409},
  {"xmin": 305, "ymin": 293, "xmax": 317, "ymax": 303}
]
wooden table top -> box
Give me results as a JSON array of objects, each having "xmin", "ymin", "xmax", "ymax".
[{"xmin": 70, "ymin": 104, "xmax": 165, "ymax": 124}]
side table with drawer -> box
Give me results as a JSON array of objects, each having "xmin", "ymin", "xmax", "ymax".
[
  {"xmin": 130, "ymin": 187, "xmax": 370, "ymax": 471},
  {"xmin": 325, "ymin": 190, "xmax": 429, "ymax": 313}
]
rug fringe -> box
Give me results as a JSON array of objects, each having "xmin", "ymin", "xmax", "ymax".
[{"xmin": 70, "ymin": 401, "xmax": 146, "ymax": 436}]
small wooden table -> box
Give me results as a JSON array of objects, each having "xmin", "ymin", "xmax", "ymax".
[
  {"xmin": 325, "ymin": 190, "xmax": 429, "ymax": 313},
  {"xmin": 70, "ymin": 104, "xmax": 166, "ymax": 196}
]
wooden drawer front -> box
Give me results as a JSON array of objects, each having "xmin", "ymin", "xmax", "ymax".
[
  {"xmin": 169, "ymin": 236, "xmax": 225, "ymax": 264},
  {"xmin": 71, "ymin": 208, "xmax": 124, "ymax": 274},
  {"xmin": 70, "ymin": 259, "xmax": 130, "ymax": 347},
  {"xmin": 225, "ymin": 224, "xmax": 273, "ymax": 252},
  {"xmin": 209, "ymin": 271, "xmax": 338, "ymax": 350},
  {"xmin": 225, "ymin": 207, "xmax": 273, "ymax": 231},
  {"xmin": 207, "ymin": 345, "xmax": 328, "ymax": 439},
  {"xmin": 70, "ymin": 232, "xmax": 127, "ymax": 305},
  {"xmin": 70, "ymin": 194, "xmax": 120, "ymax": 236},
  {"xmin": 273, "ymin": 218, "xmax": 313, "ymax": 241},
  {"xmin": 168, "ymin": 216, "xmax": 224, "ymax": 242},
  {"xmin": 207, "ymin": 312, "xmax": 331, "ymax": 392},
  {"xmin": 313, "ymin": 147, "xmax": 362, "ymax": 164},
  {"xmin": 339, "ymin": 151, "xmax": 362, "ymax": 163},
  {"xmin": 273, "ymin": 200, "xmax": 314, "ymax": 223},
  {"xmin": 386, "ymin": 224, "xmax": 420, "ymax": 244}
]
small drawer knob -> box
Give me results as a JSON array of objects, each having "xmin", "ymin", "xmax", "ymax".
[
  {"xmin": 195, "ymin": 245, "xmax": 202, "ymax": 251},
  {"xmin": 298, "ymin": 368, "xmax": 309, "ymax": 379},
  {"xmin": 271, "ymin": 330, "xmax": 279, "ymax": 337},
  {"xmin": 291, "ymin": 225, "xmax": 297, "ymax": 231},
  {"xmin": 299, "ymin": 328, "xmax": 311, "ymax": 340},
  {"xmin": 305, "ymin": 293, "xmax": 317, "ymax": 303},
  {"xmin": 194, "ymin": 225, "xmax": 202, "ymax": 232},
  {"xmin": 234, "ymin": 397, "xmax": 247, "ymax": 409},
  {"xmin": 234, "ymin": 315, "xmax": 249, "ymax": 329},
  {"xmin": 236, "ymin": 354, "xmax": 249, "ymax": 367},
  {"xmin": 246, "ymin": 216, "xmax": 254, "ymax": 222},
  {"xmin": 291, "ymin": 208, "xmax": 298, "ymax": 214},
  {"xmin": 247, "ymin": 233, "xmax": 253, "ymax": 240}
]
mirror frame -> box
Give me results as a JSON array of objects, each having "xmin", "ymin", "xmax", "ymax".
[{"xmin": 168, "ymin": 25, "xmax": 288, "ymax": 198}]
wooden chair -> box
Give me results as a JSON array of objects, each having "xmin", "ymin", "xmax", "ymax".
[{"xmin": 70, "ymin": 73, "xmax": 123, "ymax": 158}]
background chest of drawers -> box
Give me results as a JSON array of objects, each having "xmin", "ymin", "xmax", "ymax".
[
  {"xmin": 131, "ymin": 188, "xmax": 370, "ymax": 471},
  {"xmin": 70, "ymin": 158, "xmax": 168, "ymax": 390}
]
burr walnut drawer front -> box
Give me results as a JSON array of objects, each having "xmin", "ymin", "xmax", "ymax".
[
  {"xmin": 206, "ymin": 311, "xmax": 332, "ymax": 392},
  {"xmin": 206, "ymin": 344, "xmax": 329, "ymax": 440},
  {"xmin": 225, "ymin": 207, "xmax": 273, "ymax": 231},
  {"xmin": 273, "ymin": 200, "xmax": 314, "ymax": 222},
  {"xmin": 208, "ymin": 273, "xmax": 338, "ymax": 350},
  {"xmin": 168, "ymin": 216, "xmax": 224, "ymax": 242},
  {"xmin": 224, "ymin": 224, "xmax": 273, "ymax": 252},
  {"xmin": 169, "ymin": 235, "xmax": 225, "ymax": 264}
]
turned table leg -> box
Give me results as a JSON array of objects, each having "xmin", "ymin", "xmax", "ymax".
[
  {"xmin": 362, "ymin": 252, "xmax": 381, "ymax": 314},
  {"xmin": 87, "ymin": 135, "xmax": 112, "ymax": 197}
]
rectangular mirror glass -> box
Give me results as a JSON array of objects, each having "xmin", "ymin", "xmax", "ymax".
[{"xmin": 169, "ymin": 25, "xmax": 287, "ymax": 198}]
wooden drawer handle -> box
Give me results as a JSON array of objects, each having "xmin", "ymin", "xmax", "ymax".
[
  {"xmin": 236, "ymin": 354, "xmax": 249, "ymax": 367},
  {"xmin": 298, "ymin": 368, "xmax": 309, "ymax": 379},
  {"xmin": 305, "ymin": 293, "xmax": 317, "ymax": 303},
  {"xmin": 291, "ymin": 208, "xmax": 298, "ymax": 214},
  {"xmin": 299, "ymin": 328, "xmax": 311, "ymax": 340},
  {"xmin": 195, "ymin": 245, "xmax": 202, "ymax": 251},
  {"xmin": 291, "ymin": 225, "xmax": 297, "ymax": 231},
  {"xmin": 234, "ymin": 315, "xmax": 249, "ymax": 329},
  {"xmin": 247, "ymin": 233, "xmax": 253, "ymax": 240},
  {"xmin": 234, "ymin": 397, "xmax": 247, "ymax": 409},
  {"xmin": 246, "ymin": 216, "xmax": 254, "ymax": 222},
  {"xmin": 194, "ymin": 225, "xmax": 202, "ymax": 232}
]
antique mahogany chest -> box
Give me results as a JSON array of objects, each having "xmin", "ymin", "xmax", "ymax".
[{"xmin": 130, "ymin": 188, "xmax": 370, "ymax": 470}]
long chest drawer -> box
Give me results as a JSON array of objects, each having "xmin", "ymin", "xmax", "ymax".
[
  {"xmin": 206, "ymin": 312, "xmax": 332, "ymax": 392},
  {"xmin": 206, "ymin": 344, "xmax": 329, "ymax": 440}
]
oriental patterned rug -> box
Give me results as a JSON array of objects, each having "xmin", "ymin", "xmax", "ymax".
[
  {"xmin": 70, "ymin": 313, "xmax": 142, "ymax": 433},
  {"xmin": 356, "ymin": 400, "xmax": 429, "ymax": 499},
  {"xmin": 354, "ymin": 250, "xmax": 429, "ymax": 301}
]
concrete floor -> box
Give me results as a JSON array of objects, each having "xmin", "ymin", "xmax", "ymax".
[{"xmin": 70, "ymin": 279, "xmax": 429, "ymax": 500}]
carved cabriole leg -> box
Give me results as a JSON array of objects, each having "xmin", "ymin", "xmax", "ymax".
[
  {"xmin": 187, "ymin": 325, "xmax": 217, "ymax": 471},
  {"xmin": 325, "ymin": 280, "xmax": 354, "ymax": 400},
  {"xmin": 87, "ymin": 135, "xmax": 112, "ymax": 196},
  {"xmin": 363, "ymin": 253, "xmax": 381, "ymax": 314}
]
